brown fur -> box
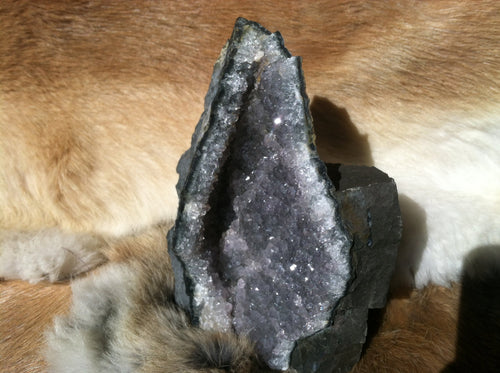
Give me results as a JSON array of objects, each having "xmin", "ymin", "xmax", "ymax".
[
  {"xmin": 0, "ymin": 281, "xmax": 71, "ymax": 372},
  {"xmin": 0, "ymin": 271, "xmax": 462, "ymax": 372},
  {"xmin": 1, "ymin": 1, "xmax": 499, "ymax": 372},
  {"xmin": 2, "ymin": 0, "xmax": 498, "ymax": 233},
  {"xmin": 353, "ymin": 285, "xmax": 460, "ymax": 373}
]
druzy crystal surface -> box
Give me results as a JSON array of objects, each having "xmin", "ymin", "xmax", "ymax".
[
  {"xmin": 168, "ymin": 18, "xmax": 352, "ymax": 370},
  {"xmin": 290, "ymin": 165, "xmax": 401, "ymax": 373},
  {"xmin": 168, "ymin": 18, "xmax": 401, "ymax": 372}
]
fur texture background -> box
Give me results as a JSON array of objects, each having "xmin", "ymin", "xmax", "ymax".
[{"xmin": 0, "ymin": 1, "xmax": 499, "ymax": 372}]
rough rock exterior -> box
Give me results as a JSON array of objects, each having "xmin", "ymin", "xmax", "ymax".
[
  {"xmin": 168, "ymin": 18, "xmax": 401, "ymax": 372},
  {"xmin": 290, "ymin": 164, "xmax": 401, "ymax": 373}
]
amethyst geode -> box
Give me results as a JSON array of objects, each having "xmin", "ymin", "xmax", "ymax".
[
  {"xmin": 168, "ymin": 18, "xmax": 400, "ymax": 372},
  {"xmin": 167, "ymin": 18, "xmax": 351, "ymax": 370}
]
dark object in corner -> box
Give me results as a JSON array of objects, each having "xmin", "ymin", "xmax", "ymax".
[{"xmin": 443, "ymin": 245, "xmax": 500, "ymax": 373}]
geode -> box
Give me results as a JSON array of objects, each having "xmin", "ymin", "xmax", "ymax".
[
  {"xmin": 168, "ymin": 18, "xmax": 351, "ymax": 370},
  {"xmin": 168, "ymin": 18, "xmax": 400, "ymax": 372}
]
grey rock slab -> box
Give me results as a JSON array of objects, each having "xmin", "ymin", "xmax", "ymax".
[
  {"xmin": 290, "ymin": 164, "xmax": 401, "ymax": 373},
  {"xmin": 167, "ymin": 18, "xmax": 352, "ymax": 371}
]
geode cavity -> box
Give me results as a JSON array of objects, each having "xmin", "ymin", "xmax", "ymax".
[{"xmin": 167, "ymin": 18, "xmax": 352, "ymax": 370}]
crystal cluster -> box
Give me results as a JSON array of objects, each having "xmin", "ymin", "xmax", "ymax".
[
  {"xmin": 168, "ymin": 18, "xmax": 400, "ymax": 372},
  {"xmin": 290, "ymin": 165, "xmax": 401, "ymax": 372}
]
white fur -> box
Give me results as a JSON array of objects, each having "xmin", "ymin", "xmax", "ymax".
[
  {"xmin": 0, "ymin": 228, "xmax": 106, "ymax": 282},
  {"xmin": 46, "ymin": 263, "xmax": 136, "ymax": 373},
  {"xmin": 372, "ymin": 113, "xmax": 500, "ymax": 287}
]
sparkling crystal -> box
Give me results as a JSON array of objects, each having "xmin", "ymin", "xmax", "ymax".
[{"xmin": 168, "ymin": 18, "xmax": 400, "ymax": 373}]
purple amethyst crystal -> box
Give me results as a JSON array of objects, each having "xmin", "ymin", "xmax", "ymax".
[{"xmin": 168, "ymin": 18, "xmax": 400, "ymax": 372}]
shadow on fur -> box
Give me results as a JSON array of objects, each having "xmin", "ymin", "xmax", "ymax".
[
  {"xmin": 310, "ymin": 96, "xmax": 374, "ymax": 166},
  {"xmin": 310, "ymin": 97, "xmax": 430, "ymax": 293},
  {"xmin": 443, "ymin": 245, "xmax": 500, "ymax": 373},
  {"xmin": 390, "ymin": 195, "xmax": 428, "ymax": 294}
]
